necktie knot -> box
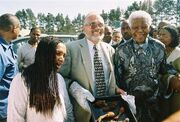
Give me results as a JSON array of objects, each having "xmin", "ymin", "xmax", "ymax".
[{"xmin": 93, "ymin": 45, "xmax": 97, "ymax": 51}]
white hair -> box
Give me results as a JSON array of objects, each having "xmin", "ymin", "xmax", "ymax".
[
  {"xmin": 84, "ymin": 12, "xmax": 104, "ymax": 25},
  {"xmin": 128, "ymin": 10, "xmax": 152, "ymax": 28}
]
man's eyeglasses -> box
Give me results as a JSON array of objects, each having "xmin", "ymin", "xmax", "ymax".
[{"xmin": 85, "ymin": 22, "xmax": 104, "ymax": 29}]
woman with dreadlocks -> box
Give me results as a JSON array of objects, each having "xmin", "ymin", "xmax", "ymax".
[{"xmin": 7, "ymin": 37, "xmax": 74, "ymax": 122}]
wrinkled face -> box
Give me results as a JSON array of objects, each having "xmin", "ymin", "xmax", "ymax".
[
  {"xmin": 55, "ymin": 43, "xmax": 66, "ymax": 70},
  {"xmin": 83, "ymin": 14, "xmax": 105, "ymax": 44},
  {"xmin": 121, "ymin": 22, "xmax": 132, "ymax": 40},
  {"xmin": 130, "ymin": 18, "xmax": 150, "ymax": 44},
  {"xmin": 30, "ymin": 29, "xmax": 41, "ymax": 43},
  {"xmin": 158, "ymin": 29, "xmax": 172, "ymax": 47}
]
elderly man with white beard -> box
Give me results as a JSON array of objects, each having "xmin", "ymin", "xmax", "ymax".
[{"xmin": 59, "ymin": 12, "xmax": 124, "ymax": 122}]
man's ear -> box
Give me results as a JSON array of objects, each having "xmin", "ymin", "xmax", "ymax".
[
  {"xmin": 10, "ymin": 25, "xmax": 16, "ymax": 33},
  {"xmin": 12, "ymin": 26, "xmax": 20, "ymax": 34}
]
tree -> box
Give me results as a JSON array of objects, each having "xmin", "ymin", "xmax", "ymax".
[
  {"xmin": 26, "ymin": 9, "xmax": 37, "ymax": 29},
  {"xmin": 45, "ymin": 13, "xmax": 55, "ymax": 33},
  {"xmin": 141, "ymin": 0, "xmax": 154, "ymax": 14},
  {"xmin": 72, "ymin": 13, "xmax": 84, "ymax": 33},
  {"xmin": 101, "ymin": 10, "xmax": 108, "ymax": 24},
  {"xmin": 124, "ymin": 1, "xmax": 141, "ymax": 19},
  {"xmin": 108, "ymin": 7, "xmax": 121, "ymax": 28},
  {"xmin": 177, "ymin": 0, "xmax": 180, "ymax": 22},
  {"xmin": 37, "ymin": 13, "xmax": 46, "ymax": 32},
  {"xmin": 62, "ymin": 15, "xmax": 76, "ymax": 34},
  {"xmin": 55, "ymin": 13, "xmax": 65, "ymax": 32},
  {"xmin": 153, "ymin": 0, "xmax": 175, "ymax": 20},
  {"xmin": 16, "ymin": 9, "xmax": 28, "ymax": 29}
]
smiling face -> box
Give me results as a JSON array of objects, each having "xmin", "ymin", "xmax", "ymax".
[
  {"xmin": 130, "ymin": 18, "xmax": 150, "ymax": 44},
  {"xmin": 158, "ymin": 28, "xmax": 172, "ymax": 47},
  {"xmin": 29, "ymin": 28, "xmax": 41, "ymax": 43},
  {"xmin": 83, "ymin": 13, "xmax": 105, "ymax": 44},
  {"xmin": 55, "ymin": 43, "xmax": 66, "ymax": 70},
  {"xmin": 121, "ymin": 21, "xmax": 132, "ymax": 40}
]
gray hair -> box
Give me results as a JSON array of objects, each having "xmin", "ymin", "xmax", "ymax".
[
  {"xmin": 84, "ymin": 12, "xmax": 104, "ymax": 25},
  {"xmin": 128, "ymin": 10, "xmax": 152, "ymax": 28}
]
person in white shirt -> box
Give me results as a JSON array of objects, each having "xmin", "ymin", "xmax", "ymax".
[
  {"xmin": 110, "ymin": 30, "xmax": 122, "ymax": 45},
  {"xmin": 7, "ymin": 37, "xmax": 74, "ymax": 122},
  {"xmin": 103, "ymin": 25, "xmax": 113, "ymax": 43},
  {"xmin": 17, "ymin": 27, "xmax": 41, "ymax": 71}
]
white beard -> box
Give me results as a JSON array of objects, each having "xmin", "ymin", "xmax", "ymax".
[{"xmin": 86, "ymin": 34, "xmax": 104, "ymax": 44}]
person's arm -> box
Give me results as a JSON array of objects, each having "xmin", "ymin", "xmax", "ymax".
[
  {"xmin": 170, "ymin": 57, "xmax": 180, "ymax": 92},
  {"xmin": 17, "ymin": 46, "xmax": 25, "ymax": 71},
  {"xmin": 114, "ymin": 47, "xmax": 126, "ymax": 90},
  {"xmin": 58, "ymin": 74, "xmax": 74, "ymax": 122},
  {"xmin": 172, "ymin": 57, "xmax": 180, "ymax": 72},
  {"xmin": 160, "ymin": 55, "xmax": 180, "ymax": 97},
  {"xmin": 7, "ymin": 73, "xmax": 28, "ymax": 122},
  {"xmin": 0, "ymin": 53, "xmax": 6, "ymax": 80}
]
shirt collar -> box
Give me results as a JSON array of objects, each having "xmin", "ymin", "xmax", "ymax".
[
  {"xmin": 123, "ymin": 37, "xmax": 132, "ymax": 42},
  {"xmin": 0, "ymin": 37, "xmax": 13, "ymax": 51},
  {"xmin": 133, "ymin": 37, "xmax": 149, "ymax": 50},
  {"xmin": 87, "ymin": 39, "xmax": 101, "ymax": 51}
]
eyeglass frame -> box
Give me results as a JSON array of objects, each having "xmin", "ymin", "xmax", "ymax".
[{"xmin": 84, "ymin": 22, "xmax": 104, "ymax": 29}]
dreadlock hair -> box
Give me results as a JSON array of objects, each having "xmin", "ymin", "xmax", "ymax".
[{"xmin": 22, "ymin": 36, "xmax": 62, "ymax": 116}]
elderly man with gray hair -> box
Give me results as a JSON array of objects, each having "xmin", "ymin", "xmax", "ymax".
[{"xmin": 114, "ymin": 10, "xmax": 180, "ymax": 122}]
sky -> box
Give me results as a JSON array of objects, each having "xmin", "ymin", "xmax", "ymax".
[{"xmin": 1, "ymin": 0, "xmax": 146, "ymax": 19}]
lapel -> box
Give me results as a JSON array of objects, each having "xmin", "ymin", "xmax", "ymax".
[
  {"xmin": 79, "ymin": 39, "xmax": 94, "ymax": 90},
  {"xmin": 100, "ymin": 42, "xmax": 113, "ymax": 86}
]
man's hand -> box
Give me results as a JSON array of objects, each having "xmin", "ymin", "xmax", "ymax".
[
  {"xmin": 116, "ymin": 88, "xmax": 126, "ymax": 95},
  {"xmin": 69, "ymin": 82, "xmax": 95, "ymax": 112},
  {"xmin": 163, "ymin": 110, "xmax": 180, "ymax": 122},
  {"xmin": 170, "ymin": 74, "xmax": 180, "ymax": 92}
]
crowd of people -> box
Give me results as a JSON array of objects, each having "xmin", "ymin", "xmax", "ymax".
[{"xmin": 0, "ymin": 10, "xmax": 180, "ymax": 122}]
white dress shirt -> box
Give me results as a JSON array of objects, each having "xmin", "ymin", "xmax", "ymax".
[{"xmin": 87, "ymin": 40, "xmax": 110, "ymax": 94}]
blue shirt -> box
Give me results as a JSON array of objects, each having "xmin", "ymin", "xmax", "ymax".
[{"xmin": 0, "ymin": 37, "xmax": 18, "ymax": 119}]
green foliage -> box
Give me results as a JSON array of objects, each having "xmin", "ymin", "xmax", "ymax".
[
  {"xmin": 124, "ymin": 1, "xmax": 141, "ymax": 19},
  {"xmin": 15, "ymin": 1, "xmax": 179, "ymax": 34},
  {"xmin": 153, "ymin": 0, "xmax": 175, "ymax": 15}
]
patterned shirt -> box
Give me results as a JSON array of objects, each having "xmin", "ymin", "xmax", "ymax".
[{"xmin": 114, "ymin": 37, "xmax": 167, "ymax": 95}]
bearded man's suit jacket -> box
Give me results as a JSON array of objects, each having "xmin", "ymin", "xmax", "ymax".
[{"xmin": 60, "ymin": 38, "xmax": 117, "ymax": 122}]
